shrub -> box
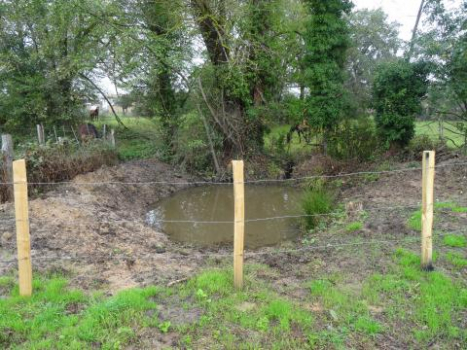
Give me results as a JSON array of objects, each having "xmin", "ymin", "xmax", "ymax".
[
  {"xmin": 24, "ymin": 140, "xmax": 117, "ymax": 188},
  {"xmin": 406, "ymin": 135, "xmax": 446, "ymax": 159},
  {"xmin": 172, "ymin": 112, "xmax": 219, "ymax": 173},
  {"xmin": 302, "ymin": 187, "xmax": 334, "ymax": 230},
  {"xmin": 372, "ymin": 60, "xmax": 429, "ymax": 148},
  {"xmin": 328, "ymin": 117, "xmax": 380, "ymax": 161}
]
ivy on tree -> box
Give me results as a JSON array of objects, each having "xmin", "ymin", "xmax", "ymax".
[
  {"xmin": 302, "ymin": 0, "xmax": 354, "ymax": 141},
  {"xmin": 372, "ymin": 59, "xmax": 429, "ymax": 148}
]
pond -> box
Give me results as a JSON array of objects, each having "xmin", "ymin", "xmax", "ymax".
[{"xmin": 146, "ymin": 185, "xmax": 304, "ymax": 248}]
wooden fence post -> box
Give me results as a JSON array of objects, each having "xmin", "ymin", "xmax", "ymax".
[
  {"xmin": 13, "ymin": 159, "xmax": 32, "ymax": 296},
  {"xmin": 1, "ymin": 134, "xmax": 14, "ymax": 201},
  {"xmin": 232, "ymin": 160, "xmax": 245, "ymax": 289},
  {"xmin": 110, "ymin": 129, "xmax": 116, "ymax": 147},
  {"xmin": 37, "ymin": 124, "xmax": 44, "ymax": 145},
  {"xmin": 421, "ymin": 151, "xmax": 435, "ymax": 271}
]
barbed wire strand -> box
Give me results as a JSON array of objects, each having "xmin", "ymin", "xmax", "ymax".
[
  {"xmin": 2, "ymin": 202, "xmax": 466, "ymax": 227},
  {"xmin": 1, "ymin": 231, "xmax": 461, "ymax": 265},
  {"xmin": 0, "ymin": 161, "xmax": 466, "ymax": 187}
]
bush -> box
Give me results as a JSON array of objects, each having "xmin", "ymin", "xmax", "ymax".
[
  {"xmin": 302, "ymin": 187, "xmax": 334, "ymax": 230},
  {"xmin": 406, "ymin": 135, "xmax": 446, "ymax": 159},
  {"xmin": 328, "ymin": 117, "xmax": 380, "ymax": 161},
  {"xmin": 172, "ymin": 112, "xmax": 219, "ymax": 173},
  {"xmin": 24, "ymin": 140, "xmax": 118, "ymax": 188},
  {"xmin": 372, "ymin": 60, "xmax": 429, "ymax": 148}
]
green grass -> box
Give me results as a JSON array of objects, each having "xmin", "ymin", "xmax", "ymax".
[
  {"xmin": 1, "ymin": 253, "xmax": 466, "ymax": 349},
  {"xmin": 363, "ymin": 249, "xmax": 467, "ymax": 343},
  {"xmin": 443, "ymin": 234, "xmax": 467, "ymax": 248},
  {"xmin": 346, "ymin": 221, "xmax": 363, "ymax": 233},
  {"xmin": 0, "ymin": 275, "xmax": 158, "ymax": 349},
  {"xmin": 94, "ymin": 116, "xmax": 162, "ymax": 161},
  {"xmin": 415, "ymin": 121, "xmax": 465, "ymax": 149},
  {"xmin": 264, "ymin": 124, "xmax": 316, "ymax": 158},
  {"xmin": 445, "ymin": 252, "xmax": 467, "ymax": 268}
]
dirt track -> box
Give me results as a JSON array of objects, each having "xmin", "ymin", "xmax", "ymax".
[{"xmin": 1, "ymin": 156, "xmax": 466, "ymax": 294}]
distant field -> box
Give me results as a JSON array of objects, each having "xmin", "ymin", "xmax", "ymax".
[
  {"xmin": 264, "ymin": 121, "xmax": 466, "ymax": 156},
  {"xmin": 415, "ymin": 121, "xmax": 465, "ymax": 149},
  {"xmin": 94, "ymin": 115, "xmax": 162, "ymax": 161}
]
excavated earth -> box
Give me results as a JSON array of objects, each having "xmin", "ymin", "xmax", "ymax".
[{"xmin": 0, "ymin": 156, "xmax": 466, "ymax": 296}]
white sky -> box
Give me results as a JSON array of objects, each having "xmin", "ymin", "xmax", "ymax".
[{"xmin": 354, "ymin": 0, "xmax": 462, "ymax": 41}]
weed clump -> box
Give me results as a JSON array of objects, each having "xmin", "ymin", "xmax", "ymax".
[
  {"xmin": 301, "ymin": 185, "xmax": 334, "ymax": 230},
  {"xmin": 346, "ymin": 221, "xmax": 363, "ymax": 233}
]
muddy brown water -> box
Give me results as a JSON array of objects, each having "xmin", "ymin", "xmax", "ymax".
[{"xmin": 147, "ymin": 185, "xmax": 305, "ymax": 248}]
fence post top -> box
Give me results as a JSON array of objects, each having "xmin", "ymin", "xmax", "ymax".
[{"xmin": 13, "ymin": 159, "xmax": 26, "ymax": 166}]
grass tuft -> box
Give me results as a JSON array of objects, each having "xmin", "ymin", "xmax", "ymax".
[
  {"xmin": 443, "ymin": 235, "xmax": 467, "ymax": 248},
  {"xmin": 346, "ymin": 221, "xmax": 363, "ymax": 233}
]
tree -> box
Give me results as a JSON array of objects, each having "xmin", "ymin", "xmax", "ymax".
[
  {"xmin": 421, "ymin": 0, "xmax": 467, "ymax": 150},
  {"xmin": 190, "ymin": 0, "xmax": 299, "ymax": 158},
  {"xmin": 0, "ymin": 0, "xmax": 108, "ymax": 131},
  {"xmin": 372, "ymin": 59, "xmax": 429, "ymax": 148},
  {"xmin": 302, "ymin": 0, "xmax": 354, "ymax": 151},
  {"xmin": 347, "ymin": 9, "xmax": 401, "ymax": 111}
]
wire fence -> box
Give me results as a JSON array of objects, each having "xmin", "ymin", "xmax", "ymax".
[
  {"xmin": 0, "ymin": 160, "xmax": 466, "ymax": 187},
  {"xmin": 1, "ymin": 156, "xmax": 466, "ymax": 293}
]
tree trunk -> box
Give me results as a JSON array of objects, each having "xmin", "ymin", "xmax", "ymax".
[{"xmin": 1, "ymin": 134, "xmax": 14, "ymax": 201}]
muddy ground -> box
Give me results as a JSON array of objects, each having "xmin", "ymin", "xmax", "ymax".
[{"xmin": 0, "ymin": 155, "xmax": 466, "ymax": 297}]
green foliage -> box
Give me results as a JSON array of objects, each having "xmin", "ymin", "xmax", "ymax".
[
  {"xmin": 302, "ymin": 0, "xmax": 354, "ymax": 132},
  {"xmin": 172, "ymin": 111, "xmax": 218, "ymax": 173},
  {"xmin": 443, "ymin": 235, "xmax": 467, "ymax": 248},
  {"xmin": 372, "ymin": 59, "xmax": 429, "ymax": 148},
  {"xmin": 0, "ymin": 0, "xmax": 109, "ymax": 131},
  {"xmin": 422, "ymin": 1, "xmax": 467, "ymax": 150},
  {"xmin": 407, "ymin": 135, "xmax": 446, "ymax": 158},
  {"xmin": 302, "ymin": 187, "xmax": 334, "ymax": 230},
  {"xmin": 328, "ymin": 117, "xmax": 380, "ymax": 161}
]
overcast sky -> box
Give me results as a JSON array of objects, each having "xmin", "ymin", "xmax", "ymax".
[{"xmin": 354, "ymin": 0, "xmax": 462, "ymax": 41}]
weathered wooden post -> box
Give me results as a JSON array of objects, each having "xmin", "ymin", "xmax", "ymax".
[
  {"xmin": 103, "ymin": 124, "xmax": 107, "ymax": 140},
  {"xmin": 1, "ymin": 134, "xmax": 14, "ymax": 201},
  {"xmin": 421, "ymin": 151, "xmax": 435, "ymax": 271},
  {"xmin": 110, "ymin": 129, "xmax": 116, "ymax": 147},
  {"xmin": 13, "ymin": 159, "xmax": 32, "ymax": 296},
  {"xmin": 36, "ymin": 124, "xmax": 44, "ymax": 145},
  {"xmin": 53, "ymin": 126, "xmax": 58, "ymax": 142},
  {"xmin": 232, "ymin": 160, "xmax": 245, "ymax": 289}
]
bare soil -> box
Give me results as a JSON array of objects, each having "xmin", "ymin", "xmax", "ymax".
[{"xmin": 0, "ymin": 155, "xmax": 466, "ymax": 296}]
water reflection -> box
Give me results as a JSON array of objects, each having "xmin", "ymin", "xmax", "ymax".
[{"xmin": 147, "ymin": 185, "xmax": 304, "ymax": 248}]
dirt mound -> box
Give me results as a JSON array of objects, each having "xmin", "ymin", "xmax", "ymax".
[{"xmin": 0, "ymin": 159, "xmax": 201, "ymax": 290}]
